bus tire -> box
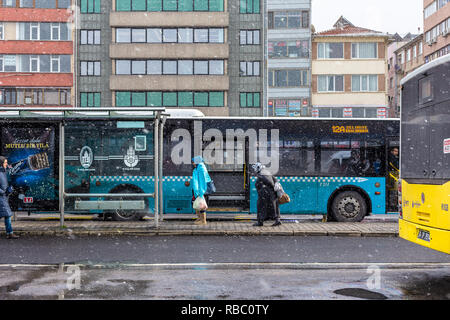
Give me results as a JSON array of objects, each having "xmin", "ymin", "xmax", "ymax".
[
  {"xmin": 331, "ymin": 191, "xmax": 367, "ymax": 222},
  {"xmin": 107, "ymin": 187, "xmax": 148, "ymax": 222}
]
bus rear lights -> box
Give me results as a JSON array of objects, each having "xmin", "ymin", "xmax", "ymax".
[
  {"xmin": 96, "ymin": 181, "xmax": 101, "ymax": 187},
  {"xmin": 375, "ymin": 192, "xmax": 381, "ymax": 195},
  {"xmin": 375, "ymin": 182, "xmax": 381, "ymax": 188}
]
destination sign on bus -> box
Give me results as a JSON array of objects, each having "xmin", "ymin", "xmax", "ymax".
[{"xmin": 332, "ymin": 125, "xmax": 369, "ymax": 134}]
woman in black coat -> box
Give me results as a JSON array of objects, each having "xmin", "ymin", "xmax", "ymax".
[
  {"xmin": 0, "ymin": 156, "xmax": 18, "ymax": 239},
  {"xmin": 252, "ymin": 163, "xmax": 281, "ymax": 227}
]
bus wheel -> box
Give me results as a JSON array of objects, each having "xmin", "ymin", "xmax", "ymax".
[
  {"xmin": 331, "ymin": 191, "xmax": 367, "ymax": 222},
  {"xmin": 108, "ymin": 189, "xmax": 148, "ymax": 221}
]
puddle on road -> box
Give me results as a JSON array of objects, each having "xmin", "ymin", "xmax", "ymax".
[
  {"xmin": 333, "ymin": 288, "xmax": 388, "ymax": 300},
  {"xmin": 399, "ymin": 274, "xmax": 450, "ymax": 300}
]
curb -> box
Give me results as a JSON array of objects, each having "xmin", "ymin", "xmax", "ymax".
[{"xmin": 2, "ymin": 229, "xmax": 399, "ymax": 237}]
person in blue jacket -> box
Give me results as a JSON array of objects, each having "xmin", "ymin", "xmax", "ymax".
[
  {"xmin": 0, "ymin": 156, "xmax": 18, "ymax": 239},
  {"xmin": 191, "ymin": 156, "xmax": 211, "ymax": 225}
]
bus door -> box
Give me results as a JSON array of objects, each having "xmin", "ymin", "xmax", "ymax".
[
  {"xmin": 386, "ymin": 138, "xmax": 400, "ymax": 212},
  {"xmin": 203, "ymin": 137, "xmax": 249, "ymax": 211}
]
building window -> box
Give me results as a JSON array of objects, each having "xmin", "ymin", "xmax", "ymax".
[
  {"xmin": 58, "ymin": 0, "xmax": 72, "ymax": 9},
  {"xmin": 239, "ymin": 30, "xmax": 260, "ymax": 45},
  {"xmin": 115, "ymin": 91, "xmax": 224, "ymax": 107},
  {"xmin": 116, "ymin": 0, "xmax": 223, "ymax": 11},
  {"xmin": 406, "ymin": 49, "xmax": 411, "ymax": 62},
  {"xmin": 81, "ymin": 0, "xmax": 101, "ymax": 13},
  {"xmin": 240, "ymin": 92, "xmax": 260, "ymax": 108},
  {"xmin": 81, "ymin": 61, "xmax": 101, "ymax": 76},
  {"xmin": 81, "ymin": 30, "xmax": 101, "ymax": 45},
  {"xmin": 0, "ymin": 54, "xmax": 70, "ymax": 73},
  {"xmin": 268, "ymin": 11, "xmax": 309, "ymax": 29},
  {"xmin": 424, "ymin": 1, "xmax": 437, "ymax": 19},
  {"xmin": 115, "ymin": 59, "xmax": 224, "ymax": 75},
  {"xmin": 317, "ymin": 75, "xmax": 344, "ymax": 92},
  {"xmin": 351, "ymin": 42, "xmax": 377, "ymax": 59},
  {"xmin": 2, "ymin": 0, "xmax": 16, "ymax": 7},
  {"xmin": 268, "ymin": 40, "xmax": 309, "ymax": 58},
  {"xmin": 269, "ymin": 69, "xmax": 308, "ymax": 87},
  {"xmin": 80, "ymin": 92, "xmax": 101, "ymax": 107},
  {"xmin": 18, "ymin": 23, "xmax": 71, "ymax": 41},
  {"xmin": 116, "ymin": 27, "xmax": 224, "ymax": 43},
  {"xmin": 19, "ymin": 0, "xmax": 33, "ymax": 7},
  {"xmin": 351, "ymin": 75, "xmax": 378, "ymax": 92},
  {"xmin": 51, "ymin": 55, "xmax": 60, "ymax": 72},
  {"xmin": 35, "ymin": 0, "xmax": 56, "ymax": 8},
  {"xmin": 0, "ymin": 23, "xmax": 3, "ymax": 40},
  {"xmin": 317, "ymin": 43, "xmax": 343, "ymax": 59},
  {"xmin": 239, "ymin": 61, "xmax": 260, "ymax": 77},
  {"xmin": 0, "ymin": 88, "xmax": 70, "ymax": 106},
  {"xmin": 240, "ymin": 0, "xmax": 259, "ymax": 14},
  {"xmin": 269, "ymin": 99, "xmax": 309, "ymax": 117}
]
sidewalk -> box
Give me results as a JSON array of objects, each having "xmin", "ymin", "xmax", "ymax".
[{"xmin": 4, "ymin": 213, "xmax": 399, "ymax": 237}]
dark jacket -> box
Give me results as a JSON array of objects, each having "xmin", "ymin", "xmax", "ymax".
[
  {"xmin": 255, "ymin": 169, "xmax": 279, "ymax": 221},
  {"xmin": 0, "ymin": 168, "xmax": 13, "ymax": 218}
]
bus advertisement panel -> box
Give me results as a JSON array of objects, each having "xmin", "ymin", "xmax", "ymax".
[
  {"xmin": 64, "ymin": 120, "xmax": 154, "ymax": 220},
  {"xmin": 0, "ymin": 126, "xmax": 59, "ymax": 211}
]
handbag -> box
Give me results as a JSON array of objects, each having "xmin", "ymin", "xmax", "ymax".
[
  {"xmin": 278, "ymin": 193, "xmax": 291, "ymax": 205},
  {"xmin": 273, "ymin": 179, "xmax": 290, "ymax": 205},
  {"xmin": 205, "ymin": 180, "xmax": 216, "ymax": 195}
]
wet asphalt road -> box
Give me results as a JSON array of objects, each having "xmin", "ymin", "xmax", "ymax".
[
  {"xmin": 0, "ymin": 235, "xmax": 448, "ymax": 265},
  {"xmin": 0, "ymin": 236, "xmax": 449, "ymax": 300}
]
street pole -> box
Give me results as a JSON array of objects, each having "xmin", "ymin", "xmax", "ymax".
[
  {"xmin": 153, "ymin": 113, "xmax": 159, "ymax": 228},
  {"xmin": 59, "ymin": 121, "xmax": 65, "ymax": 229}
]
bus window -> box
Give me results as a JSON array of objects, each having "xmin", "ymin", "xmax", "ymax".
[
  {"xmin": 419, "ymin": 76, "xmax": 433, "ymax": 104},
  {"xmin": 277, "ymin": 139, "xmax": 315, "ymax": 176},
  {"xmin": 320, "ymin": 140, "xmax": 352, "ymax": 175},
  {"xmin": 320, "ymin": 139, "xmax": 385, "ymax": 177}
]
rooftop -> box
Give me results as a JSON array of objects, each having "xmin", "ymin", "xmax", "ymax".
[{"xmin": 315, "ymin": 15, "xmax": 388, "ymax": 38}]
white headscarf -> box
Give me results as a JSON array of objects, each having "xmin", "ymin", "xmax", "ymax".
[{"xmin": 252, "ymin": 162, "xmax": 264, "ymax": 174}]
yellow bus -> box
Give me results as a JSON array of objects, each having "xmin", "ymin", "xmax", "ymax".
[{"xmin": 398, "ymin": 54, "xmax": 450, "ymax": 254}]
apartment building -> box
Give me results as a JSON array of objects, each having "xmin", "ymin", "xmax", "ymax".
[
  {"xmin": 387, "ymin": 33, "xmax": 423, "ymax": 118},
  {"xmin": 423, "ymin": 0, "xmax": 450, "ymax": 62},
  {"xmin": 0, "ymin": 0, "xmax": 74, "ymax": 108},
  {"xmin": 267, "ymin": 0, "xmax": 311, "ymax": 117},
  {"xmin": 76, "ymin": 0, "xmax": 266, "ymax": 116},
  {"xmin": 311, "ymin": 16, "xmax": 391, "ymax": 118},
  {"xmin": 392, "ymin": 34, "xmax": 424, "ymax": 116}
]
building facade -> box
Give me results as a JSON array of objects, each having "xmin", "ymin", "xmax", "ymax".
[
  {"xmin": 76, "ymin": 0, "xmax": 266, "ymax": 116},
  {"xmin": 423, "ymin": 0, "xmax": 450, "ymax": 63},
  {"xmin": 267, "ymin": 0, "xmax": 311, "ymax": 117},
  {"xmin": 392, "ymin": 34, "xmax": 424, "ymax": 117},
  {"xmin": 0, "ymin": 0, "xmax": 74, "ymax": 109},
  {"xmin": 311, "ymin": 16, "xmax": 390, "ymax": 118},
  {"xmin": 387, "ymin": 33, "xmax": 423, "ymax": 118}
]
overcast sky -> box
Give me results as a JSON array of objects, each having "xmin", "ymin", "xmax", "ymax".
[{"xmin": 311, "ymin": 0, "xmax": 424, "ymax": 36}]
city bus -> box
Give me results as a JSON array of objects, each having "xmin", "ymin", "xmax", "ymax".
[
  {"xmin": 0, "ymin": 109, "xmax": 399, "ymax": 222},
  {"xmin": 154, "ymin": 117, "xmax": 399, "ymax": 222},
  {"xmin": 398, "ymin": 54, "xmax": 450, "ymax": 254}
]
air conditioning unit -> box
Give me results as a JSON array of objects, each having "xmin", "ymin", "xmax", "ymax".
[
  {"xmin": 24, "ymin": 97, "xmax": 32, "ymax": 104},
  {"xmin": 431, "ymin": 37, "xmax": 438, "ymax": 43},
  {"xmin": 443, "ymin": 29, "xmax": 449, "ymax": 37},
  {"xmin": 426, "ymin": 40, "xmax": 433, "ymax": 46}
]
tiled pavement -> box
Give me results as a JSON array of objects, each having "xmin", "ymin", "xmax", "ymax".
[{"xmin": 3, "ymin": 214, "xmax": 399, "ymax": 237}]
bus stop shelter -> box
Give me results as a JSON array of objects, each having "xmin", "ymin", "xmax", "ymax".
[{"xmin": 0, "ymin": 107, "xmax": 167, "ymax": 228}]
